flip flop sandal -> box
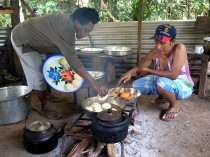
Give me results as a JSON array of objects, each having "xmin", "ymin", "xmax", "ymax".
[{"xmin": 160, "ymin": 107, "xmax": 182, "ymax": 122}]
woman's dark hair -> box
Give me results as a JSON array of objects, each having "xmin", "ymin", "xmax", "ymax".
[{"xmin": 72, "ymin": 7, "xmax": 100, "ymax": 25}]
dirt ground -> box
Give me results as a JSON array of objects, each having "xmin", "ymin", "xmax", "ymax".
[{"xmin": 0, "ymin": 80, "xmax": 210, "ymax": 157}]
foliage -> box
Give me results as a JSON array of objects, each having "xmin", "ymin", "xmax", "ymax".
[
  {"xmin": 0, "ymin": 0, "xmax": 209, "ymax": 26},
  {"xmin": 0, "ymin": 14, "xmax": 11, "ymax": 27},
  {"xmin": 25, "ymin": 0, "xmax": 78, "ymax": 15}
]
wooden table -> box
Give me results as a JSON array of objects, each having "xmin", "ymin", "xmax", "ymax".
[
  {"xmin": 187, "ymin": 51, "xmax": 210, "ymax": 97},
  {"xmin": 76, "ymin": 51, "xmax": 132, "ymax": 83}
]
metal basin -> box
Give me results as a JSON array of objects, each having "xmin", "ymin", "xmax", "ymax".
[
  {"xmin": 109, "ymin": 87, "xmax": 141, "ymax": 104},
  {"xmin": 103, "ymin": 46, "xmax": 132, "ymax": 56},
  {"xmin": 0, "ymin": 86, "xmax": 32, "ymax": 125}
]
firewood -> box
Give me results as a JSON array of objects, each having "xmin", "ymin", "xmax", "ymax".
[
  {"xmin": 106, "ymin": 144, "xmax": 116, "ymax": 157},
  {"xmin": 83, "ymin": 140, "xmax": 95, "ymax": 157},
  {"xmin": 67, "ymin": 138, "xmax": 91, "ymax": 157},
  {"xmin": 66, "ymin": 126, "xmax": 85, "ymax": 134},
  {"xmin": 92, "ymin": 141, "xmax": 106, "ymax": 157}
]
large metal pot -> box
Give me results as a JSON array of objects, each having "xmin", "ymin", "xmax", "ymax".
[
  {"xmin": 91, "ymin": 109, "xmax": 134, "ymax": 143},
  {"xmin": 23, "ymin": 121, "xmax": 66, "ymax": 154},
  {"xmin": 81, "ymin": 96, "xmax": 127, "ymax": 119},
  {"xmin": 0, "ymin": 86, "xmax": 32, "ymax": 125},
  {"xmin": 103, "ymin": 46, "xmax": 132, "ymax": 56}
]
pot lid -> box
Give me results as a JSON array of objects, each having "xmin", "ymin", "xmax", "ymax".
[
  {"xmin": 28, "ymin": 121, "xmax": 51, "ymax": 132},
  {"xmin": 97, "ymin": 109, "xmax": 122, "ymax": 122}
]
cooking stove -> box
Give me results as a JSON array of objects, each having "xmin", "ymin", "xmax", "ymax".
[{"xmin": 65, "ymin": 102, "xmax": 138, "ymax": 157}]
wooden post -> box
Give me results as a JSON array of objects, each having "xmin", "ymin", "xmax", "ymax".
[
  {"xmin": 198, "ymin": 57, "xmax": 209, "ymax": 97},
  {"xmin": 10, "ymin": 0, "xmax": 20, "ymax": 28},
  {"xmin": 137, "ymin": 0, "xmax": 143, "ymax": 64}
]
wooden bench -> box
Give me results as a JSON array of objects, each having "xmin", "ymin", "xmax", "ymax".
[{"xmin": 187, "ymin": 51, "xmax": 210, "ymax": 97}]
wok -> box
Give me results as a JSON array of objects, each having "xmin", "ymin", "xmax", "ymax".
[{"xmin": 81, "ymin": 96, "xmax": 127, "ymax": 119}]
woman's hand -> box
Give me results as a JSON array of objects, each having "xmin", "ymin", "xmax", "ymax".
[
  {"xmin": 118, "ymin": 71, "xmax": 132, "ymax": 83},
  {"xmin": 136, "ymin": 67, "xmax": 150, "ymax": 78}
]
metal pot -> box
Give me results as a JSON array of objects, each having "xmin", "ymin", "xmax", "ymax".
[
  {"xmin": 91, "ymin": 109, "xmax": 134, "ymax": 143},
  {"xmin": 203, "ymin": 37, "xmax": 210, "ymax": 55},
  {"xmin": 0, "ymin": 86, "xmax": 32, "ymax": 125},
  {"xmin": 103, "ymin": 46, "xmax": 132, "ymax": 56},
  {"xmin": 81, "ymin": 96, "xmax": 127, "ymax": 119},
  {"xmin": 23, "ymin": 121, "xmax": 66, "ymax": 154}
]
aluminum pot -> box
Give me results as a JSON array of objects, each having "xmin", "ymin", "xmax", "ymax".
[{"xmin": 0, "ymin": 86, "xmax": 32, "ymax": 125}]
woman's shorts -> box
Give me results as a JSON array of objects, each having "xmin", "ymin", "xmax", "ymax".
[
  {"xmin": 11, "ymin": 33, "xmax": 47, "ymax": 91},
  {"xmin": 132, "ymin": 75, "xmax": 193, "ymax": 100}
]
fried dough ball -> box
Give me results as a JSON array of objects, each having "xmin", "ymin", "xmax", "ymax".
[
  {"xmin": 110, "ymin": 92, "xmax": 117, "ymax": 97},
  {"xmin": 72, "ymin": 79, "xmax": 82, "ymax": 88},
  {"xmin": 90, "ymin": 102, "xmax": 101, "ymax": 108},
  {"xmin": 90, "ymin": 102, "xmax": 103, "ymax": 112},
  {"xmin": 66, "ymin": 64, "xmax": 70, "ymax": 69},
  {"xmin": 119, "ymin": 92, "xmax": 135, "ymax": 99},
  {"xmin": 119, "ymin": 92, "xmax": 130, "ymax": 99},
  {"xmin": 94, "ymin": 106, "xmax": 103, "ymax": 112},
  {"xmin": 129, "ymin": 93, "xmax": 135, "ymax": 99},
  {"xmin": 102, "ymin": 103, "xmax": 112, "ymax": 110},
  {"xmin": 110, "ymin": 88, "xmax": 124, "ymax": 97},
  {"xmin": 74, "ymin": 73, "xmax": 82, "ymax": 80},
  {"xmin": 85, "ymin": 106, "xmax": 94, "ymax": 111},
  {"xmin": 64, "ymin": 83, "xmax": 75, "ymax": 91},
  {"xmin": 59, "ymin": 58, "xmax": 68, "ymax": 66}
]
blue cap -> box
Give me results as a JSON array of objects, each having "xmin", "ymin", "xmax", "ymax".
[{"xmin": 151, "ymin": 24, "xmax": 176, "ymax": 42}]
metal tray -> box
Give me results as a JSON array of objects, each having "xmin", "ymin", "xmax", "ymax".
[
  {"xmin": 103, "ymin": 46, "xmax": 132, "ymax": 56},
  {"xmin": 80, "ymin": 47, "xmax": 103, "ymax": 54}
]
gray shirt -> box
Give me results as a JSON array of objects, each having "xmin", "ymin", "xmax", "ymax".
[{"xmin": 12, "ymin": 14, "xmax": 84, "ymax": 69}]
